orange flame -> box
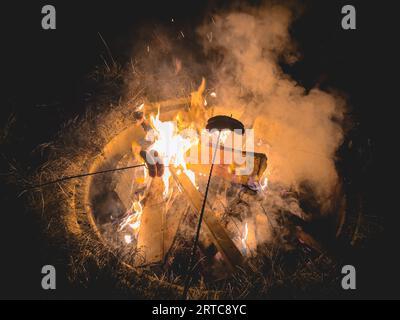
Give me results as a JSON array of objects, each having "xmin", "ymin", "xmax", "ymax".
[
  {"xmin": 119, "ymin": 197, "xmax": 144, "ymax": 241},
  {"xmin": 148, "ymin": 109, "xmax": 199, "ymax": 196}
]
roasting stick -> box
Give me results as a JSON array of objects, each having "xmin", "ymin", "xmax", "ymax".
[
  {"xmin": 182, "ymin": 115, "xmax": 245, "ymax": 299},
  {"xmin": 20, "ymin": 163, "xmax": 147, "ymax": 195},
  {"xmin": 182, "ymin": 130, "xmax": 222, "ymax": 299}
]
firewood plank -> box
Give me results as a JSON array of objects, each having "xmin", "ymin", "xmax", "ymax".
[{"xmin": 170, "ymin": 167, "xmax": 245, "ymax": 271}]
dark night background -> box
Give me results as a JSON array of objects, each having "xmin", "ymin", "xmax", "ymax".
[{"xmin": 0, "ymin": 0, "xmax": 398, "ymax": 300}]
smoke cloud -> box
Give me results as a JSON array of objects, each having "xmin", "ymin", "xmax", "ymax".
[{"xmin": 197, "ymin": 4, "xmax": 346, "ymax": 211}]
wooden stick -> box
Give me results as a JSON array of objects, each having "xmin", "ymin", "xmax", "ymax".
[{"xmin": 170, "ymin": 168, "xmax": 245, "ymax": 271}]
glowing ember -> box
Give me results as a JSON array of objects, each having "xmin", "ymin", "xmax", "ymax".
[
  {"xmin": 124, "ymin": 235, "xmax": 133, "ymax": 244},
  {"xmin": 241, "ymin": 222, "xmax": 249, "ymax": 255}
]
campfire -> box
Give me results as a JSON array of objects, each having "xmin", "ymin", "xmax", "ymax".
[
  {"xmin": 24, "ymin": 4, "xmax": 357, "ymax": 299},
  {"xmin": 84, "ymin": 79, "xmax": 344, "ymax": 292},
  {"xmin": 92, "ymin": 81, "xmax": 263, "ymax": 266}
]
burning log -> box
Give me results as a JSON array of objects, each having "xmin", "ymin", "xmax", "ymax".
[
  {"xmin": 163, "ymin": 199, "xmax": 191, "ymax": 262},
  {"xmin": 187, "ymin": 145, "xmax": 267, "ymax": 186},
  {"xmin": 170, "ymin": 167, "xmax": 245, "ymax": 271},
  {"xmin": 131, "ymin": 79, "xmax": 210, "ymax": 132},
  {"xmin": 135, "ymin": 177, "xmax": 165, "ymax": 265}
]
